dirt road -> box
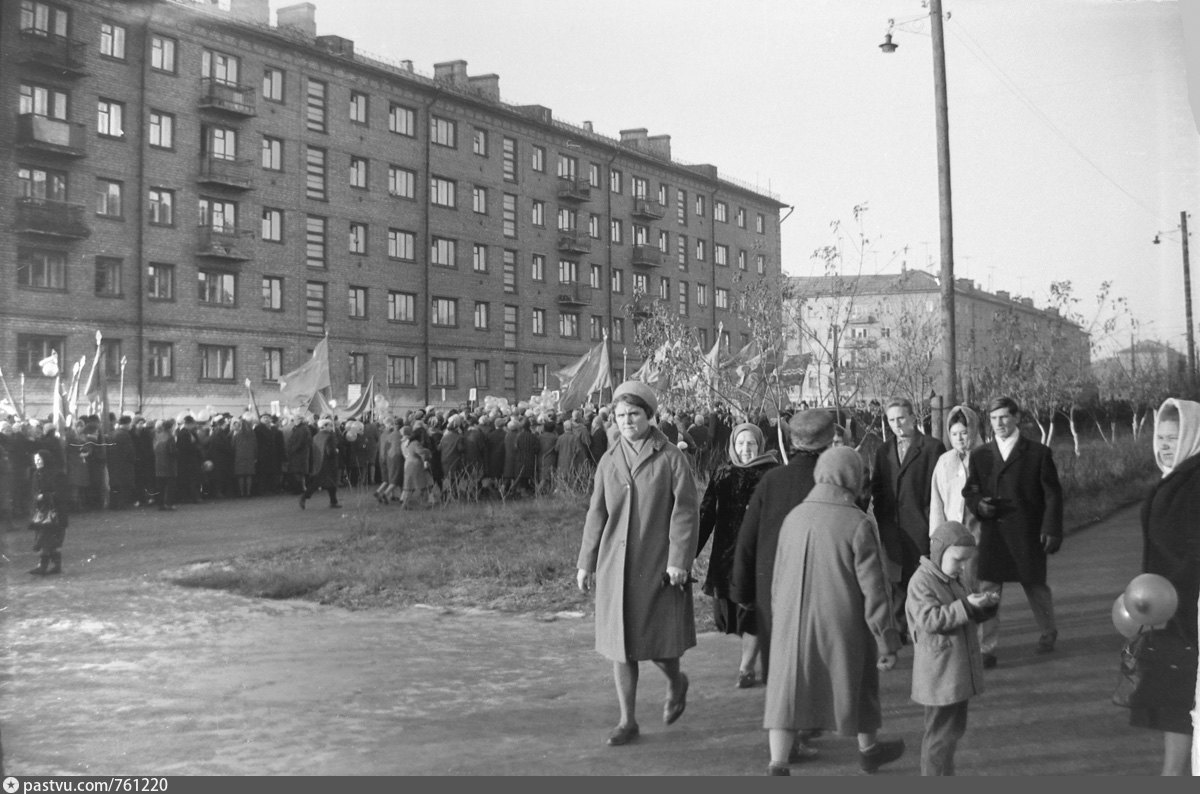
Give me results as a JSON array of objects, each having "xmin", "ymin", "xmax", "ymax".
[{"xmin": 0, "ymin": 490, "xmax": 1163, "ymax": 775}]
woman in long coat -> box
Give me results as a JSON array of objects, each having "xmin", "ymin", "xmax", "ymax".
[
  {"xmin": 765, "ymin": 446, "xmax": 904, "ymax": 774},
  {"xmin": 696, "ymin": 422, "xmax": 780, "ymax": 689},
  {"xmin": 400, "ymin": 426, "xmax": 433, "ymax": 508},
  {"xmin": 577, "ymin": 381, "xmax": 699, "ymax": 747},
  {"xmin": 1133, "ymin": 398, "xmax": 1200, "ymax": 775},
  {"xmin": 929, "ymin": 405, "xmax": 983, "ymax": 586}
]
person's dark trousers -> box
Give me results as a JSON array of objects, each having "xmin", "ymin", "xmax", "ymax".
[
  {"xmin": 921, "ymin": 701, "xmax": 969, "ymax": 776},
  {"xmin": 302, "ymin": 481, "xmax": 339, "ymax": 506},
  {"xmin": 155, "ymin": 477, "xmax": 175, "ymax": 509}
]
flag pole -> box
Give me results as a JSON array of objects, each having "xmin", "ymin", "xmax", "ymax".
[{"xmin": 118, "ymin": 355, "xmax": 127, "ymax": 416}]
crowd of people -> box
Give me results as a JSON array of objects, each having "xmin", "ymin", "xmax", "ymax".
[{"xmin": 576, "ymin": 385, "xmax": 1196, "ymax": 776}]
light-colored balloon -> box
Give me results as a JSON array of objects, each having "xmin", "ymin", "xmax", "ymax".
[
  {"xmin": 1123, "ymin": 573, "xmax": 1178, "ymax": 627},
  {"xmin": 1111, "ymin": 594, "xmax": 1143, "ymax": 639}
]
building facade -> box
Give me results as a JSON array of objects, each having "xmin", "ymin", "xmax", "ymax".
[
  {"xmin": 788, "ymin": 271, "xmax": 1090, "ymax": 408},
  {"xmin": 3, "ymin": 0, "xmax": 786, "ymax": 417}
]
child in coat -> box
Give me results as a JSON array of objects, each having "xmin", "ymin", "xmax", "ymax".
[{"xmin": 906, "ymin": 521, "xmax": 999, "ymax": 775}]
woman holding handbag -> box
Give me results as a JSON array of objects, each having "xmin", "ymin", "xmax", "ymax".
[{"xmin": 1135, "ymin": 398, "xmax": 1200, "ymax": 775}]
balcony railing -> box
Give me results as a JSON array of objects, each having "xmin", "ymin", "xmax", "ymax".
[
  {"xmin": 197, "ymin": 155, "xmax": 253, "ymax": 190},
  {"xmin": 198, "ymin": 78, "xmax": 257, "ymax": 117},
  {"xmin": 17, "ymin": 28, "xmax": 88, "ymax": 76},
  {"xmin": 196, "ymin": 225, "xmax": 253, "ymax": 260},
  {"xmin": 14, "ymin": 198, "xmax": 90, "ymax": 239},
  {"xmin": 557, "ymin": 175, "xmax": 591, "ymax": 202},
  {"xmin": 632, "ymin": 198, "xmax": 665, "ymax": 220},
  {"xmin": 15, "ymin": 113, "xmax": 87, "ymax": 157},
  {"xmin": 556, "ymin": 282, "xmax": 594, "ymax": 306},
  {"xmin": 557, "ymin": 231, "xmax": 592, "ymax": 254},
  {"xmin": 632, "ymin": 245, "xmax": 663, "ymax": 267}
]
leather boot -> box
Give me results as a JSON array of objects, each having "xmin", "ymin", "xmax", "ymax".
[
  {"xmin": 46, "ymin": 552, "xmax": 62, "ymax": 575},
  {"xmin": 28, "ymin": 556, "xmax": 48, "ymax": 576}
]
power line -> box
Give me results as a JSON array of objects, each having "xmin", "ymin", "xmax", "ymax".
[{"xmin": 947, "ymin": 18, "xmax": 1169, "ymax": 227}]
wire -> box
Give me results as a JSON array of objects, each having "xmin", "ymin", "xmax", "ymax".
[{"xmin": 947, "ymin": 18, "xmax": 1170, "ymax": 227}]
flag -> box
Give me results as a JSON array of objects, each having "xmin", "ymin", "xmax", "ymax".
[
  {"xmin": 555, "ymin": 337, "xmax": 613, "ymax": 413},
  {"xmin": 629, "ymin": 342, "xmax": 673, "ymax": 392},
  {"xmin": 279, "ymin": 336, "xmax": 332, "ymax": 412},
  {"xmin": 85, "ymin": 349, "xmax": 110, "ymax": 432},
  {"xmin": 698, "ymin": 322, "xmax": 724, "ymax": 390},
  {"xmin": 246, "ymin": 378, "xmax": 263, "ymax": 419},
  {"xmin": 341, "ymin": 376, "xmax": 375, "ymax": 420},
  {"xmin": 777, "ymin": 353, "xmax": 811, "ymax": 387}
]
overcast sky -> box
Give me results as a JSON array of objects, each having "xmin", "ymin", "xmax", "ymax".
[{"xmin": 270, "ymin": 0, "xmax": 1200, "ymax": 355}]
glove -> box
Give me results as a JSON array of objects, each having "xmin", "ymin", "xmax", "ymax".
[
  {"xmin": 1042, "ymin": 534, "xmax": 1062, "ymax": 555},
  {"xmin": 976, "ymin": 496, "xmax": 999, "ymax": 519}
]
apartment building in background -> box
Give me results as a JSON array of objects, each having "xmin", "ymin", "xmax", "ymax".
[{"xmin": 3, "ymin": 0, "xmax": 786, "ymax": 416}]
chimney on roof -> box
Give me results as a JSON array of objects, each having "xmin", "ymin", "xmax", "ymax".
[
  {"xmin": 955, "ymin": 277, "xmax": 973, "ymax": 291},
  {"xmin": 583, "ymin": 121, "xmax": 593, "ymax": 132},
  {"xmin": 646, "ymin": 134, "xmax": 672, "ymax": 160},
  {"xmin": 316, "ymin": 35, "xmax": 353, "ymax": 57},
  {"xmin": 467, "ymin": 73, "xmax": 500, "ymax": 101},
  {"xmin": 277, "ymin": 2, "xmax": 316, "ymax": 36},
  {"xmin": 399, "ymin": 60, "xmax": 413, "ymax": 72},
  {"xmin": 996, "ymin": 290, "xmax": 1010, "ymax": 301},
  {"xmin": 230, "ymin": 0, "xmax": 270, "ymax": 24},
  {"xmin": 434, "ymin": 60, "xmax": 469, "ymax": 86},
  {"xmin": 1020, "ymin": 297, "xmax": 1034, "ymax": 307},
  {"xmin": 620, "ymin": 128, "xmax": 648, "ymax": 147}
]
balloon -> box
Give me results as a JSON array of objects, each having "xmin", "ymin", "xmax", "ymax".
[
  {"xmin": 1122, "ymin": 574, "xmax": 1178, "ymax": 627},
  {"xmin": 1111, "ymin": 595, "xmax": 1143, "ymax": 639}
]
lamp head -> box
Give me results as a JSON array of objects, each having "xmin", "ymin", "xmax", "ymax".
[
  {"xmin": 1153, "ymin": 234, "xmax": 1161, "ymax": 245},
  {"xmin": 879, "ymin": 32, "xmax": 898, "ymax": 53}
]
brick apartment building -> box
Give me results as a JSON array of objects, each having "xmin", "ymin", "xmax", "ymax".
[{"xmin": 3, "ymin": 0, "xmax": 786, "ymax": 418}]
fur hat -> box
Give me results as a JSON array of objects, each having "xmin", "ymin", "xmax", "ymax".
[
  {"xmin": 788, "ymin": 409, "xmax": 835, "ymax": 451},
  {"xmin": 929, "ymin": 521, "xmax": 976, "ymax": 569}
]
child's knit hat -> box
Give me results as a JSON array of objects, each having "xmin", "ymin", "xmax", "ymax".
[{"xmin": 929, "ymin": 521, "xmax": 975, "ymax": 568}]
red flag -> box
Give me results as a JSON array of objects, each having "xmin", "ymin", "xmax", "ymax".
[{"xmin": 279, "ymin": 336, "xmax": 331, "ymax": 412}]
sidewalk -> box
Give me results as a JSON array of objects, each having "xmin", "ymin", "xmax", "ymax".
[{"xmin": 0, "ymin": 492, "xmax": 1162, "ymax": 775}]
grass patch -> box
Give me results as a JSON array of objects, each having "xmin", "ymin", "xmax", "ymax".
[{"xmin": 170, "ymin": 435, "xmax": 1156, "ymax": 624}]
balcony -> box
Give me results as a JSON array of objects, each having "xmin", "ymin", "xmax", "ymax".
[
  {"xmin": 16, "ymin": 114, "xmax": 87, "ymax": 157},
  {"xmin": 14, "ymin": 198, "xmax": 90, "ymax": 239},
  {"xmin": 16, "ymin": 29, "xmax": 88, "ymax": 76},
  {"xmin": 197, "ymin": 155, "xmax": 254, "ymax": 190},
  {"xmin": 196, "ymin": 225, "xmax": 253, "ymax": 261},
  {"xmin": 557, "ymin": 175, "xmax": 591, "ymax": 202},
  {"xmin": 556, "ymin": 282, "xmax": 594, "ymax": 306},
  {"xmin": 557, "ymin": 231, "xmax": 592, "ymax": 254},
  {"xmin": 632, "ymin": 198, "xmax": 665, "ymax": 220},
  {"xmin": 197, "ymin": 78, "xmax": 257, "ymax": 117},
  {"xmin": 632, "ymin": 245, "xmax": 663, "ymax": 268}
]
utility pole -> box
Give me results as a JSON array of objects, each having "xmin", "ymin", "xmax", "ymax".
[
  {"xmin": 1182, "ymin": 210, "xmax": 1195, "ymax": 388},
  {"xmin": 931, "ymin": 0, "xmax": 956, "ymax": 406}
]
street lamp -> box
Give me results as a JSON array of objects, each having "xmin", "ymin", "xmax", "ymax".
[
  {"xmin": 881, "ymin": 0, "xmax": 957, "ymax": 407},
  {"xmin": 1153, "ymin": 210, "xmax": 1195, "ymax": 387}
]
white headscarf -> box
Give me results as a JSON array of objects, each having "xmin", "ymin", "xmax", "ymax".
[{"xmin": 1154, "ymin": 398, "xmax": 1200, "ymax": 476}]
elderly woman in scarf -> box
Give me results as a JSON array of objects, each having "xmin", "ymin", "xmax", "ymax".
[
  {"xmin": 1134, "ymin": 398, "xmax": 1200, "ymax": 775},
  {"xmin": 697, "ymin": 422, "xmax": 781, "ymax": 689}
]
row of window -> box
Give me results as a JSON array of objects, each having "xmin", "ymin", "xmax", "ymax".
[
  {"xmin": 14, "ymin": 332, "xmax": 568, "ymax": 393},
  {"xmin": 18, "ymin": 0, "xmax": 772, "ymax": 232}
]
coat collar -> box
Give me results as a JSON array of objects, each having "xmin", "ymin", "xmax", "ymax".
[{"xmin": 610, "ymin": 426, "xmax": 669, "ymax": 480}]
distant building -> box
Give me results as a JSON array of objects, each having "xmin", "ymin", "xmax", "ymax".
[
  {"xmin": 1091, "ymin": 339, "xmax": 1188, "ymax": 399},
  {"xmin": 786, "ymin": 271, "xmax": 1090, "ymax": 408},
  {"xmin": 3, "ymin": 0, "xmax": 786, "ymax": 418}
]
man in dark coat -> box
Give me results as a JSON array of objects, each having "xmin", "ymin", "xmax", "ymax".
[
  {"xmin": 131, "ymin": 416, "xmax": 155, "ymax": 507},
  {"xmin": 254, "ymin": 415, "xmax": 282, "ymax": 495},
  {"xmin": 299, "ymin": 417, "xmax": 341, "ymax": 509},
  {"xmin": 484, "ymin": 417, "xmax": 507, "ymax": 496},
  {"xmin": 106, "ymin": 416, "xmax": 138, "ymax": 509},
  {"xmin": 963, "ymin": 395, "xmax": 1063, "ymax": 668},
  {"xmin": 285, "ymin": 416, "xmax": 312, "ymax": 494},
  {"xmin": 731, "ymin": 408, "xmax": 835, "ymax": 684},
  {"xmin": 152, "ymin": 418, "xmax": 178, "ymax": 511},
  {"xmin": 175, "ymin": 416, "xmax": 202, "ymax": 504},
  {"xmin": 869, "ymin": 397, "xmax": 946, "ymax": 633}
]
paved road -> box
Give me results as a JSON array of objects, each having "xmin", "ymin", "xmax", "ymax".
[{"xmin": 0, "ymin": 490, "xmax": 1166, "ymax": 775}]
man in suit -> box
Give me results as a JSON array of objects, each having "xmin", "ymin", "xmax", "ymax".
[
  {"xmin": 869, "ymin": 398, "xmax": 946, "ymax": 631},
  {"xmin": 963, "ymin": 396, "xmax": 1064, "ymax": 669}
]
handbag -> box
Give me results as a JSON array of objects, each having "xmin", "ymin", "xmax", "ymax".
[{"xmin": 1113, "ymin": 626, "xmax": 1198, "ymax": 710}]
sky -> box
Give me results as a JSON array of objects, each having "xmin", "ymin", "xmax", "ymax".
[{"xmin": 265, "ymin": 0, "xmax": 1200, "ymax": 356}]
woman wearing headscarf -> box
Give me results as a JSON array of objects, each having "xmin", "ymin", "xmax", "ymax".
[
  {"xmin": 577, "ymin": 382, "xmax": 699, "ymax": 748},
  {"xmin": 929, "ymin": 405, "xmax": 983, "ymax": 586},
  {"xmin": 1133, "ymin": 398, "xmax": 1200, "ymax": 775},
  {"xmin": 697, "ymin": 422, "xmax": 780, "ymax": 689},
  {"xmin": 764, "ymin": 446, "xmax": 905, "ymax": 776}
]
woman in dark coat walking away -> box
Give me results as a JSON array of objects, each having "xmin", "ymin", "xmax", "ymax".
[
  {"xmin": 300, "ymin": 417, "xmax": 341, "ymax": 509},
  {"xmin": 28, "ymin": 450, "xmax": 68, "ymax": 575},
  {"xmin": 577, "ymin": 381, "xmax": 699, "ymax": 748},
  {"xmin": 697, "ymin": 422, "xmax": 780, "ymax": 689},
  {"xmin": 1132, "ymin": 398, "xmax": 1200, "ymax": 775}
]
